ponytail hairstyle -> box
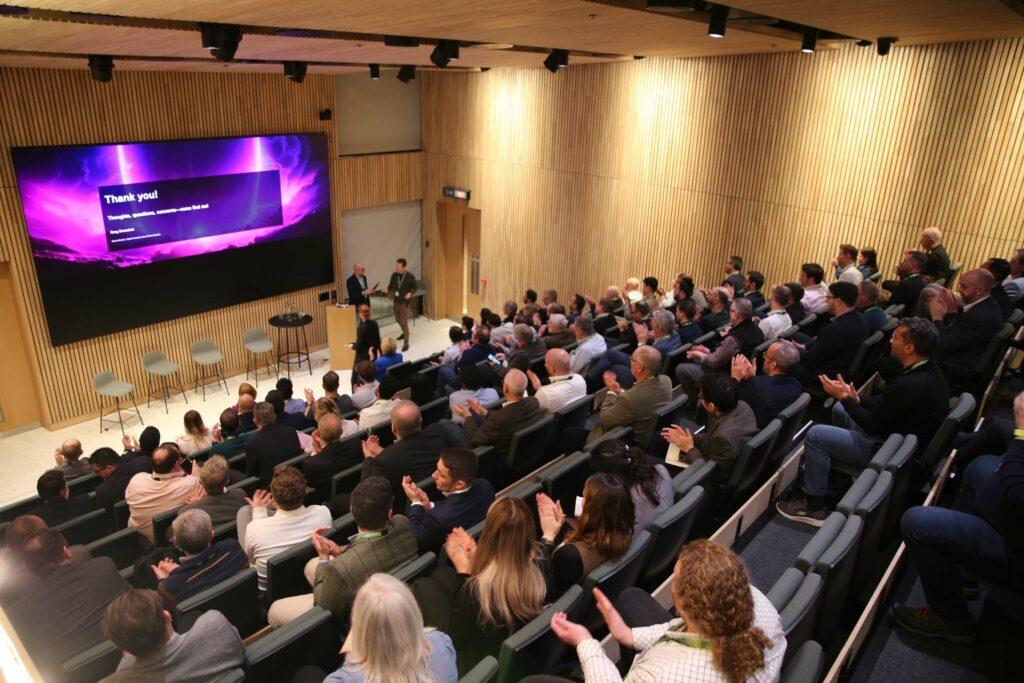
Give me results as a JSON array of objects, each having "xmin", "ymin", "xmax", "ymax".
[
  {"xmin": 673, "ymin": 541, "xmax": 771, "ymax": 683},
  {"xmin": 589, "ymin": 439, "xmax": 663, "ymax": 508}
]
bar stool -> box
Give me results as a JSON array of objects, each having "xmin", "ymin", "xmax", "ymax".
[
  {"xmin": 243, "ymin": 328, "xmax": 276, "ymax": 388},
  {"xmin": 92, "ymin": 371, "xmax": 143, "ymax": 436},
  {"xmin": 190, "ymin": 339, "xmax": 229, "ymax": 400},
  {"xmin": 141, "ymin": 350, "xmax": 188, "ymax": 413}
]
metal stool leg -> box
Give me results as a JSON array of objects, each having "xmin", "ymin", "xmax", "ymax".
[
  {"xmin": 98, "ymin": 397, "xmax": 104, "ymax": 434},
  {"xmin": 302, "ymin": 324, "xmax": 312, "ymax": 375},
  {"xmin": 145, "ymin": 375, "xmax": 152, "ymax": 409},
  {"xmin": 161, "ymin": 375, "xmax": 169, "ymax": 413},
  {"xmin": 175, "ymin": 370, "xmax": 189, "ymax": 405},
  {"xmin": 219, "ymin": 363, "xmax": 229, "ymax": 394},
  {"xmin": 116, "ymin": 396, "xmax": 125, "ymax": 437},
  {"xmin": 130, "ymin": 392, "xmax": 143, "ymax": 426}
]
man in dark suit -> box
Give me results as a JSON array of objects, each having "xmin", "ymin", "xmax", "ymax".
[
  {"xmin": 927, "ymin": 268, "xmax": 1005, "ymax": 373},
  {"xmin": 982, "ymin": 258, "xmax": 1013, "ymax": 317},
  {"xmin": 244, "ymin": 402, "xmax": 304, "ymax": 484},
  {"xmin": 731, "ymin": 342, "xmax": 804, "ymax": 429},
  {"xmin": 675, "ymin": 298, "xmax": 704, "ymax": 344},
  {"xmin": 7, "ymin": 529, "xmax": 130, "ymax": 678},
  {"xmin": 303, "ymin": 414, "xmax": 362, "ymax": 491},
  {"xmin": 885, "ymin": 251, "xmax": 928, "ymax": 310},
  {"xmin": 402, "ymin": 447, "xmax": 496, "ymax": 553},
  {"xmin": 743, "ymin": 271, "xmax": 767, "ymax": 310},
  {"xmin": 503, "ymin": 323, "xmax": 548, "ymax": 371},
  {"xmin": 438, "ymin": 326, "xmax": 492, "ymax": 394},
  {"xmin": 345, "ymin": 262, "xmax": 374, "ymax": 307},
  {"xmin": 361, "ymin": 400, "xmax": 467, "ymax": 506},
  {"xmin": 383, "ymin": 257, "xmax": 417, "ymax": 351},
  {"xmin": 28, "ymin": 470, "xmax": 95, "ymax": 527},
  {"xmin": 919, "ymin": 226, "xmax": 953, "ymax": 284},
  {"xmin": 698, "ymin": 288, "xmax": 730, "ymax": 333},
  {"xmin": 456, "ymin": 369, "xmax": 544, "ymax": 464},
  {"xmin": 351, "ymin": 302, "xmax": 381, "ymax": 366},
  {"xmin": 792, "ymin": 281, "xmax": 869, "ymax": 383},
  {"xmin": 154, "ymin": 508, "xmax": 249, "ymax": 606},
  {"xmin": 90, "ymin": 446, "xmax": 153, "ymax": 511},
  {"xmin": 266, "ymin": 389, "xmax": 311, "ymax": 431}
]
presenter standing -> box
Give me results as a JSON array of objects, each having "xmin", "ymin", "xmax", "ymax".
[
  {"xmin": 345, "ymin": 262, "xmax": 374, "ymax": 307},
  {"xmin": 383, "ymin": 257, "xmax": 416, "ymax": 351}
]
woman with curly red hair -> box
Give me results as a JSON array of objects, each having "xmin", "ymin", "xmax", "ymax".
[{"xmin": 532, "ymin": 540, "xmax": 786, "ymax": 682}]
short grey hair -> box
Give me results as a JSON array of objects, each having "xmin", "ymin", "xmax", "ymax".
[
  {"xmin": 633, "ymin": 345, "xmax": 662, "ymax": 376},
  {"xmin": 503, "ymin": 300, "xmax": 518, "ymax": 316},
  {"xmin": 253, "ymin": 402, "xmax": 276, "ymax": 427},
  {"xmin": 548, "ymin": 313, "xmax": 568, "ymax": 332},
  {"xmin": 859, "ymin": 280, "xmax": 879, "ymax": 305},
  {"xmin": 732, "ymin": 298, "xmax": 753, "ymax": 320},
  {"xmin": 768, "ymin": 342, "xmax": 799, "ymax": 372},
  {"xmin": 514, "ymin": 323, "xmax": 535, "ymax": 344},
  {"xmin": 172, "ymin": 509, "xmax": 212, "ymax": 555},
  {"xmin": 574, "ymin": 314, "xmax": 595, "ymax": 336},
  {"xmin": 199, "ymin": 455, "xmax": 230, "ymax": 494},
  {"xmin": 651, "ymin": 310, "xmax": 674, "ymax": 335}
]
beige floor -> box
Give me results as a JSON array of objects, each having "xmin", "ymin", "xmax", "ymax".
[{"xmin": 0, "ymin": 316, "xmax": 459, "ymax": 507}]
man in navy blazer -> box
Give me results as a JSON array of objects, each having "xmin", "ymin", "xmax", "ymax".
[
  {"xmin": 401, "ymin": 447, "xmax": 495, "ymax": 553},
  {"xmin": 927, "ymin": 269, "xmax": 1005, "ymax": 372}
]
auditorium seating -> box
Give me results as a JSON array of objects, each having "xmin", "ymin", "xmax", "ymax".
[
  {"xmin": 579, "ymin": 530, "xmax": 652, "ymax": 631},
  {"xmin": 243, "ymin": 607, "xmax": 340, "ymax": 683},
  {"xmin": 178, "ymin": 568, "xmax": 264, "ymax": 638},
  {"xmin": 638, "ymin": 486, "xmax": 704, "ymax": 589},
  {"xmin": 495, "ymin": 585, "xmax": 586, "ymax": 683}
]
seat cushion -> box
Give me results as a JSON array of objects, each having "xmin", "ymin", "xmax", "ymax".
[
  {"xmin": 146, "ymin": 360, "xmax": 180, "ymax": 375},
  {"xmin": 193, "ymin": 350, "xmax": 223, "ymax": 365},
  {"xmin": 245, "ymin": 340, "xmax": 274, "ymax": 353},
  {"xmin": 96, "ymin": 380, "xmax": 133, "ymax": 397}
]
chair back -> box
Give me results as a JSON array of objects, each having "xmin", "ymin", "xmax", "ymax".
[
  {"xmin": 837, "ymin": 469, "xmax": 894, "ymax": 591},
  {"xmin": 390, "ymin": 552, "xmax": 437, "ymax": 583},
  {"xmin": 60, "ymin": 640, "xmax": 120, "ymax": 683},
  {"xmin": 661, "ymin": 343, "xmax": 690, "ymax": 378},
  {"xmin": 141, "ymin": 350, "xmax": 168, "ymax": 371},
  {"xmin": 190, "ymin": 339, "xmax": 220, "ymax": 356},
  {"xmin": 496, "ymin": 585, "xmax": 587, "ymax": 683},
  {"xmin": 848, "ymin": 331, "xmax": 884, "ymax": 384},
  {"xmin": 505, "ymin": 416, "xmax": 556, "ymax": 477},
  {"xmin": 55, "ymin": 508, "xmax": 111, "ymax": 547},
  {"xmin": 639, "ymin": 393, "xmax": 689, "ymax": 458},
  {"xmin": 385, "ymin": 360, "xmax": 414, "ymax": 389},
  {"xmin": 580, "ymin": 531, "xmax": 653, "ymax": 630},
  {"xmin": 780, "ymin": 641, "xmax": 825, "ymax": 683},
  {"xmin": 539, "ymin": 451, "xmax": 592, "ymax": 518},
  {"xmin": 92, "ymin": 371, "xmax": 117, "ymax": 392},
  {"xmin": 244, "ymin": 607, "xmax": 341, "ymax": 683},
  {"xmin": 725, "ymin": 419, "xmax": 782, "ymax": 504},
  {"xmin": 243, "ymin": 328, "xmax": 269, "ymax": 346},
  {"xmin": 795, "ymin": 513, "xmax": 863, "ymax": 642},
  {"xmin": 178, "ymin": 568, "xmax": 263, "ymax": 637},
  {"xmin": 152, "ymin": 506, "xmax": 179, "ymax": 545},
  {"xmin": 796, "ymin": 314, "xmax": 817, "ymax": 330},
  {"xmin": 917, "ymin": 393, "xmax": 975, "ymax": 471},
  {"xmin": 0, "ymin": 495, "xmax": 45, "ymax": 525},
  {"xmin": 883, "ymin": 303, "xmax": 905, "ymax": 317},
  {"xmin": 85, "ymin": 527, "xmax": 143, "ymax": 569},
  {"xmin": 551, "ymin": 393, "xmax": 592, "ymax": 435},
  {"xmin": 768, "ymin": 393, "xmax": 811, "ymax": 471},
  {"xmin": 778, "ymin": 324, "xmax": 800, "ymax": 340},
  {"xmin": 874, "ymin": 434, "xmax": 918, "ymax": 545},
  {"xmin": 420, "ymin": 395, "xmax": 451, "ymax": 426},
  {"xmin": 371, "ymin": 419, "xmax": 396, "ymax": 448},
  {"xmin": 640, "ymin": 486, "xmax": 705, "ymax": 589},
  {"xmin": 766, "ymin": 567, "xmax": 823, "ymax": 663}
]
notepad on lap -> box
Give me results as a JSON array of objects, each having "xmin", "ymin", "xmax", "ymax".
[{"xmin": 664, "ymin": 443, "xmax": 690, "ymax": 469}]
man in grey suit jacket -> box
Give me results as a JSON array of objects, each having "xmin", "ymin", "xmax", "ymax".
[{"xmin": 587, "ymin": 346, "xmax": 672, "ymax": 443}]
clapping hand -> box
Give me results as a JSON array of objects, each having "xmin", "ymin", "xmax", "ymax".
[
  {"xmin": 445, "ymin": 527, "xmax": 477, "ymax": 574},
  {"xmin": 550, "ymin": 612, "xmax": 593, "ymax": 648},
  {"xmin": 150, "ymin": 558, "xmax": 180, "ymax": 581},
  {"xmin": 311, "ymin": 527, "xmax": 342, "ymax": 560},
  {"xmin": 304, "ymin": 387, "xmax": 315, "ymax": 405},
  {"xmin": 662, "ymin": 424, "xmax": 694, "ymax": 452},
  {"xmin": 184, "ymin": 479, "xmax": 207, "ymax": 504},
  {"xmin": 536, "ymin": 492, "xmax": 566, "ymax": 542},
  {"xmin": 245, "ymin": 489, "xmax": 272, "ymax": 510},
  {"xmin": 593, "ymin": 587, "xmax": 634, "ymax": 649},
  {"xmin": 401, "ymin": 475, "xmax": 432, "ymax": 508},
  {"xmin": 634, "ymin": 322, "xmax": 649, "ymax": 345},
  {"xmin": 602, "ymin": 371, "xmax": 622, "ymax": 395},
  {"xmin": 466, "ymin": 398, "xmax": 487, "ymax": 417},
  {"xmin": 731, "ymin": 354, "xmax": 755, "ymax": 381},
  {"xmin": 53, "ymin": 447, "xmax": 65, "ymax": 467},
  {"xmin": 819, "ymin": 374, "xmax": 857, "ymax": 402},
  {"xmin": 451, "ymin": 402, "xmax": 471, "ymax": 419},
  {"xmin": 362, "ymin": 435, "xmax": 383, "ymax": 458}
]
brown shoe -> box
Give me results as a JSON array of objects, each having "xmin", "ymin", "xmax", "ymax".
[{"xmin": 402, "ymin": 343, "xmax": 410, "ymax": 351}]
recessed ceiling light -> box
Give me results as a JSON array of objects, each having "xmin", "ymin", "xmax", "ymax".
[{"xmin": 475, "ymin": 43, "xmax": 515, "ymax": 50}]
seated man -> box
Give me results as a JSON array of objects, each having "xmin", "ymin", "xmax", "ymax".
[
  {"xmin": 438, "ymin": 326, "xmax": 493, "ymax": 394},
  {"xmin": 1003, "ymin": 247, "xmax": 1024, "ymax": 303},
  {"xmin": 235, "ymin": 393, "xmax": 257, "ymax": 433},
  {"xmin": 303, "ymin": 370, "xmax": 349, "ymax": 418},
  {"xmin": 49, "ymin": 438, "xmax": 92, "ymax": 479},
  {"xmin": 589, "ymin": 299, "xmax": 620, "ymax": 338},
  {"xmin": 857, "ymin": 280, "xmax": 888, "ymax": 334},
  {"xmin": 402, "ymin": 448, "xmax": 496, "ymax": 553},
  {"xmin": 892, "ymin": 391, "xmax": 1024, "ymax": 643},
  {"xmin": 180, "ymin": 455, "xmax": 246, "ymax": 526},
  {"xmin": 743, "ymin": 270, "xmax": 767, "ymax": 310},
  {"xmin": 125, "ymin": 444, "xmax": 197, "ymax": 543},
  {"xmin": 90, "ymin": 446, "xmax": 152, "ymax": 511},
  {"xmin": 778, "ymin": 317, "xmax": 950, "ymax": 525},
  {"xmin": 503, "ymin": 323, "xmax": 548, "ymax": 371},
  {"xmin": 528, "ymin": 348, "xmax": 588, "ymax": 414},
  {"xmin": 267, "ymin": 476, "xmax": 419, "ymax": 626},
  {"xmin": 588, "ymin": 310, "xmax": 680, "ymax": 389},
  {"xmin": 615, "ymin": 301, "xmax": 651, "ymax": 349},
  {"xmin": 723, "ymin": 256, "xmax": 746, "ymax": 294},
  {"xmin": 543, "ymin": 313, "xmax": 576, "ymax": 349},
  {"xmin": 697, "ymin": 287, "xmax": 730, "ymax": 333},
  {"xmin": 784, "ymin": 281, "xmax": 807, "ymax": 322},
  {"xmin": 210, "ymin": 408, "xmax": 257, "ymax": 457},
  {"xmin": 358, "ymin": 374, "xmax": 401, "ymax": 429},
  {"xmin": 456, "ymin": 369, "xmax": 544, "ymax": 463},
  {"xmin": 152, "ymin": 509, "xmax": 248, "ymax": 606},
  {"xmin": 276, "ymin": 377, "xmax": 307, "ymax": 414},
  {"xmin": 240, "ymin": 466, "xmax": 332, "ymax": 591},
  {"xmin": 919, "ymin": 226, "xmax": 953, "ymax": 283},
  {"xmin": 663, "ymin": 374, "xmax": 758, "ymax": 480},
  {"xmin": 791, "ymin": 281, "xmax": 869, "ymax": 383},
  {"xmin": 799, "ymin": 262, "xmax": 830, "ymax": 315},
  {"xmin": 675, "ymin": 298, "xmax": 764, "ymax": 406},
  {"xmin": 266, "ymin": 388, "xmax": 311, "ymax": 431},
  {"xmin": 440, "ymin": 325, "xmax": 468, "ymax": 365},
  {"xmin": 7, "ymin": 529, "xmax": 130, "ymax": 676},
  {"xmin": 29, "ymin": 470, "xmax": 95, "ymax": 527},
  {"xmin": 349, "ymin": 361, "xmax": 381, "ymax": 410},
  {"xmin": 926, "ymin": 268, "xmax": 1004, "ymax": 372},
  {"xmin": 884, "ymin": 250, "xmax": 928, "ymax": 310},
  {"xmin": 758, "ymin": 285, "xmax": 793, "ymax": 338},
  {"xmin": 0, "ymin": 515, "xmax": 92, "ymax": 607},
  {"xmin": 102, "ymin": 589, "xmax": 244, "ymax": 680},
  {"xmin": 568, "ymin": 315, "xmax": 608, "ymax": 375},
  {"xmin": 304, "ymin": 413, "xmax": 363, "ymax": 490},
  {"xmin": 674, "ymin": 298, "xmax": 704, "ymax": 345},
  {"xmin": 361, "ymin": 400, "xmax": 467, "ymax": 504},
  {"xmin": 731, "ymin": 342, "xmax": 804, "ymax": 429},
  {"xmin": 244, "ymin": 401, "xmax": 304, "ymax": 484},
  {"xmin": 834, "ymin": 243, "xmax": 863, "ymax": 285},
  {"xmin": 588, "ymin": 346, "xmax": 672, "ymax": 444},
  {"xmin": 983, "ymin": 257, "xmax": 1013, "ymax": 317}
]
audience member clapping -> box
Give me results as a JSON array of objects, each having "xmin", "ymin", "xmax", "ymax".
[
  {"xmin": 151, "ymin": 508, "xmax": 248, "ymax": 605},
  {"xmin": 50, "ymin": 438, "xmax": 91, "ymax": 479},
  {"xmin": 175, "ymin": 409, "xmax": 214, "ymax": 456},
  {"xmin": 125, "ymin": 443, "xmax": 197, "ymax": 542}
]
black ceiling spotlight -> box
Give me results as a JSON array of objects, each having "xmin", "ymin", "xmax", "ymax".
[
  {"xmin": 442, "ymin": 39, "xmax": 460, "ymax": 61},
  {"xmin": 199, "ymin": 22, "xmax": 219, "ymax": 50},
  {"xmin": 707, "ymin": 3, "xmax": 729, "ymax": 38},
  {"xmin": 430, "ymin": 43, "xmax": 451, "ymax": 68},
  {"xmin": 856, "ymin": 39, "xmax": 872, "ymax": 47},
  {"xmin": 283, "ymin": 61, "xmax": 307, "ymax": 83},
  {"xmin": 801, "ymin": 27, "xmax": 818, "ymax": 53},
  {"xmin": 87, "ymin": 54, "xmax": 113, "ymax": 83},
  {"xmin": 877, "ymin": 37, "xmax": 897, "ymax": 56},
  {"xmin": 369, "ymin": 63, "xmax": 380, "ymax": 80},
  {"xmin": 396, "ymin": 65, "xmax": 416, "ymax": 83},
  {"xmin": 543, "ymin": 48, "xmax": 569, "ymax": 73},
  {"xmin": 480, "ymin": 67, "xmax": 491, "ymax": 72},
  {"xmin": 199, "ymin": 23, "xmax": 243, "ymax": 61}
]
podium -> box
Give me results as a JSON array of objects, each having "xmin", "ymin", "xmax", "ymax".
[{"xmin": 326, "ymin": 306, "xmax": 357, "ymax": 370}]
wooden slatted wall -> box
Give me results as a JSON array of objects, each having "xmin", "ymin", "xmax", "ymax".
[
  {"xmin": 420, "ymin": 39, "xmax": 1024, "ymax": 314},
  {"xmin": 0, "ymin": 68, "xmax": 423, "ymax": 426}
]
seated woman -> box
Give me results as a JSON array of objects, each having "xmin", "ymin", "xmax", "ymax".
[
  {"xmin": 412, "ymin": 497, "xmax": 551, "ymax": 675},
  {"xmin": 531, "ymin": 540, "xmax": 786, "ymax": 683},
  {"xmin": 858, "ymin": 247, "xmax": 879, "ymax": 280},
  {"xmin": 175, "ymin": 410, "xmax": 214, "ymax": 456},
  {"xmin": 447, "ymin": 364, "xmax": 500, "ymax": 425},
  {"xmin": 536, "ymin": 473, "xmax": 634, "ymax": 595},
  {"xmin": 373, "ymin": 337, "xmax": 405, "ymax": 377},
  {"xmin": 590, "ymin": 440, "xmax": 673, "ymax": 534}
]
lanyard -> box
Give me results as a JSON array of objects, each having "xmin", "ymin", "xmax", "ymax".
[{"xmin": 902, "ymin": 359, "xmax": 929, "ymax": 374}]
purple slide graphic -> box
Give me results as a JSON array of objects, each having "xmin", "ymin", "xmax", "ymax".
[
  {"xmin": 100, "ymin": 170, "xmax": 284, "ymax": 252},
  {"xmin": 11, "ymin": 134, "xmax": 329, "ymax": 268}
]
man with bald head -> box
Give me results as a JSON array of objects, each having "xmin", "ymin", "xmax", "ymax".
[
  {"xmin": 51, "ymin": 438, "xmax": 91, "ymax": 479},
  {"xmin": 587, "ymin": 345, "xmax": 672, "ymax": 443},
  {"xmin": 529, "ymin": 348, "xmax": 587, "ymax": 414},
  {"xmin": 361, "ymin": 400, "xmax": 466, "ymax": 506},
  {"xmin": 236, "ymin": 393, "xmax": 257, "ymax": 433},
  {"xmin": 455, "ymin": 369, "xmax": 544, "ymax": 464},
  {"xmin": 927, "ymin": 268, "xmax": 1004, "ymax": 373},
  {"xmin": 346, "ymin": 262, "xmax": 374, "ymax": 307}
]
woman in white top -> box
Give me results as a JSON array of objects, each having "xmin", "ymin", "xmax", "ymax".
[
  {"xmin": 543, "ymin": 539, "xmax": 786, "ymax": 683},
  {"xmin": 175, "ymin": 409, "xmax": 214, "ymax": 456}
]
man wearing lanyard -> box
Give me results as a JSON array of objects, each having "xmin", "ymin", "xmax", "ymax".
[
  {"xmin": 383, "ymin": 258, "xmax": 417, "ymax": 351},
  {"xmin": 778, "ymin": 317, "xmax": 951, "ymax": 526}
]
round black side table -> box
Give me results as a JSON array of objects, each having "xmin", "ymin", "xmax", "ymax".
[{"xmin": 268, "ymin": 313, "xmax": 313, "ymax": 378}]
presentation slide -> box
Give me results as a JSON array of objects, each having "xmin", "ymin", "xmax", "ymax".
[{"xmin": 12, "ymin": 133, "xmax": 334, "ymax": 345}]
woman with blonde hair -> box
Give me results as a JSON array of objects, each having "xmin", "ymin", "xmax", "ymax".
[
  {"xmin": 373, "ymin": 336, "xmax": 404, "ymax": 376},
  {"xmin": 315, "ymin": 573, "xmax": 456, "ymax": 683},
  {"xmin": 535, "ymin": 540, "xmax": 786, "ymax": 683},
  {"xmin": 413, "ymin": 496, "xmax": 552, "ymax": 675},
  {"xmin": 175, "ymin": 409, "xmax": 213, "ymax": 456}
]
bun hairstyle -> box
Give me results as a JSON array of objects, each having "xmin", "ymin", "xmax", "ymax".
[
  {"xmin": 590, "ymin": 439, "xmax": 662, "ymax": 508},
  {"xmin": 673, "ymin": 541, "xmax": 771, "ymax": 683}
]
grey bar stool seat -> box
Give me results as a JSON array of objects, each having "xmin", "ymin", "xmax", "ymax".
[
  {"xmin": 243, "ymin": 328, "xmax": 276, "ymax": 388},
  {"xmin": 142, "ymin": 350, "xmax": 188, "ymax": 413},
  {"xmin": 190, "ymin": 339, "xmax": 229, "ymax": 400},
  {"xmin": 92, "ymin": 371, "xmax": 143, "ymax": 436}
]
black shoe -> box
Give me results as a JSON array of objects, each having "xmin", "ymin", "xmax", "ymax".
[
  {"xmin": 891, "ymin": 604, "xmax": 976, "ymax": 644},
  {"xmin": 397, "ymin": 334, "xmax": 405, "ymax": 340},
  {"xmin": 402, "ymin": 343, "xmax": 410, "ymax": 352},
  {"xmin": 776, "ymin": 496, "xmax": 829, "ymax": 527}
]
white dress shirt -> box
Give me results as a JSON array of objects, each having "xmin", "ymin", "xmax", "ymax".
[
  {"xmin": 575, "ymin": 586, "xmax": 786, "ymax": 683},
  {"xmin": 1003, "ymin": 276, "xmax": 1024, "ymax": 303},
  {"xmin": 757, "ymin": 310, "xmax": 792, "ymax": 340},
  {"xmin": 535, "ymin": 374, "xmax": 587, "ymax": 414},
  {"xmin": 837, "ymin": 263, "xmax": 863, "ymax": 285},
  {"xmin": 570, "ymin": 334, "xmax": 608, "ymax": 374},
  {"xmin": 242, "ymin": 504, "xmax": 332, "ymax": 590},
  {"xmin": 358, "ymin": 398, "xmax": 395, "ymax": 429},
  {"xmin": 801, "ymin": 283, "xmax": 829, "ymax": 315}
]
